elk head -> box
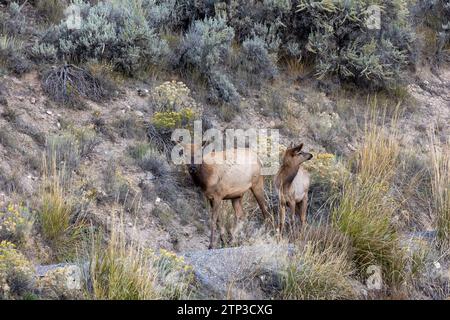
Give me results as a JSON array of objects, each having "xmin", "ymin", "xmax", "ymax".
[{"xmin": 282, "ymin": 143, "xmax": 313, "ymax": 169}]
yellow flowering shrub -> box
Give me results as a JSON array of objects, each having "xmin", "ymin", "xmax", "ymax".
[
  {"xmin": 303, "ymin": 153, "xmax": 347, "ymax": 190},
  {"xmin": 0, "ymin": 203, "xmax": 33, "ymax": 243},
  {"xmin": 0, "ymin": 241, "xmax": 34, "ymax": 299},
  {"xmin": 152, "ymin": 108, "xmax": 196, "ymax": 130},
  {"xmin": 150, "ymin": 248, "xmax": 195, "ymax": 299},
  {"xmin": 152, "ymin": 81, "xmax": 199, "ymax": 112}
]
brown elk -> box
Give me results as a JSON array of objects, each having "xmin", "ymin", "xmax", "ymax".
[
  {"xmin": 183, "ymin": 144, "xmax": 270, "ymax": 249},
  {"xmin": 274, "ymin": 143, "xmax": 313, "ymax": 234}
]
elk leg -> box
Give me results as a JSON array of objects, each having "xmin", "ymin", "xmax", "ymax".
[
  {"xmin": 209, "ymin": 198, "xmax": 221, "ymax": 249},
  {"xmin": 300, "ymin": 194, "xmax": 308, "ymax": 227},
  {"xmin": 217, "ymin": 209, "xmax": 227, "ymax": 247},
  {"xmin": 251, "ymin": 176, "xmax": 270, "ymax": 221},
  {"xmin": 278, "ymin": 202, "xmax": 286, "ymax": 237},
  {"xmin": 287, "ymin": 200, "xmax": 296, "ymax": 235},
  {"xmin": 231, "ymin": 197, "xmax": 245, "ymax": 244}
]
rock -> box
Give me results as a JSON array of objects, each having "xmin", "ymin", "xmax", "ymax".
[
  {"xmin": 137, "ymin": 89, "xmax": 149, "ymax": 97},
  {"xmin": 30, "ymin": 97, "xmax": 36, "ymax": 104},
  {"xmin": 46, "ymin": 110, "xmax": 53, "ymax": 115},
  {"xmin": 183, "ymin": 244, "xmax": 291, "ymax": 299},
  {"xmin": 35, "ymin": 263, "xmax": 87, "ymax": 299},
  {"xmin": 135, "ymin": 110, "xmax": 144, "ymax": 117}
]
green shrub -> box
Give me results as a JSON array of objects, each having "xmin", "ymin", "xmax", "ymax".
[
  {"xmin": 178, "ymin": 17, "xmax": 239, "ymax": 104},
  {"xmin": 227, "ymin": 0, "xmax": 415, "ymax": 88},
  {"xmin": 240, "ymin": 36, "xmax": 278, "ymax": 84},
  {"xmin": 298, "ymin": 0, "xmax": 415, "ymax": 88},
  {"xmin": 180, "ymin": 17, "xmax": 234, "ymax": 75},
  {"xmin": 37, "ymin": 0, "xmax": 169, "ymax": 75},
  {"xmin": 0, "ymin": 1, "xmax": 27, "ymax": 36}
]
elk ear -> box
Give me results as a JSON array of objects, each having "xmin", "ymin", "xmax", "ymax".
[{"xmin": 293, "ymin": 143, "xmax": 304, "ymax": 153}]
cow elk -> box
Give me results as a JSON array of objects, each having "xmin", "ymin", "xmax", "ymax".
[{"xmin": 183, "ymin": 144, "xmax": 270, "ymax": 249}]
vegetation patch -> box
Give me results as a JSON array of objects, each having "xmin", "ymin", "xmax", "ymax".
[
  {"xmin": 332, "ymin": 122, "xmax": 406, "ymax": 288},
  {"xmin": 41, "ymin": 64, "xmax": 113, "ymax": 108}
]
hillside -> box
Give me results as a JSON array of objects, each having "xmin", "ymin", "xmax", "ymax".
[{"xmin": 0, "ymin": 0, "xmax": 449, "ymax": 300}]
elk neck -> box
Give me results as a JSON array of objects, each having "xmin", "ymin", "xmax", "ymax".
[{"xmin": 275, "ymin": 162, "xmax": 301, "ymax": 191}]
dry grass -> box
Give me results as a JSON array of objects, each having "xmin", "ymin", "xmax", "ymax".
[
  {"xmin": 89, "ymin": 213, "xmax": 194, "ymax": 300},
  {"xmin": 331, "ymin": 116, "xmax": 406, "ymax": 288},
  {"xmin": 35, "ymin": 0, "xmax": 67, "ymax": 24},
  {"xmin": 280, "ymin": 224, "xmax": 357, "ymax": 300},
  {"xmin": 430, "ymin": 135, "xmax": 450, "ymax": 249},
  {"xmin": 89, "ymin": 218, "xmax": 160, "ymax": 300},
  {"xmin": 39, "ymin": 155, "xmax": 83, "ymax": 260}
]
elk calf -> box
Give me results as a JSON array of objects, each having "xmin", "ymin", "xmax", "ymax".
[{"xmin": 274, "ymin": 143, "xmax": 313, "ymax": 234}]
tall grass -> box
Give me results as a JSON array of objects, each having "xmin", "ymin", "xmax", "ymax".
[
  {"xmin": 89, "ymin": 217, "xmax": 160, "ymax": 300},
  {"xmin": 0, "ymin": 35, "xmax": 23, "ymax": 67},
  {"xmin": 35, "ymin": 0, "xmax": 67, "ymax": 24},
  {"xmin": 89, "ymin": 214, "xmax": 194, "ymax": 300},
  {"xmin": 39, "ymin": 155, "xmax": 83, "ymax": 260},
  {"xmin": 430, "ymin": 135, "xmax": 450, "ymax": 249},
  {"xmin": 332, "ymin": 119, "xmax": 406, "ymax": 288},
  {"xmin": 281, "ymin": 224, "xmax": 357, "ymax": 300}
]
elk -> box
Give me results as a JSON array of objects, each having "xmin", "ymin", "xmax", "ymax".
[
  {"xmin": 274, "ymin": 143, "xmax": 313, "ymax": 235},
  {"xmin": 183, "ymin": 144, "xmax": 270, "ymax": 249}
]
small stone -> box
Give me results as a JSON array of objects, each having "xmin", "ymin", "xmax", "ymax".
[
  {"xmin": 137, "ymin": 89, "xmax": 149, "ymax": 97},
  {"xmin": 57, "ymin": 122, "xmax": 61, "ymax": 129},
  {"xmin": 46, "ymin": 110, "xmax": 53, "ymax": 115},
  {"xmin": 135, "ymin": 110, "xmax": 144, "ymax": 117},
  {"xmin": 30, "ymin": 97, "xmax": 36, "ymax": 104}
]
